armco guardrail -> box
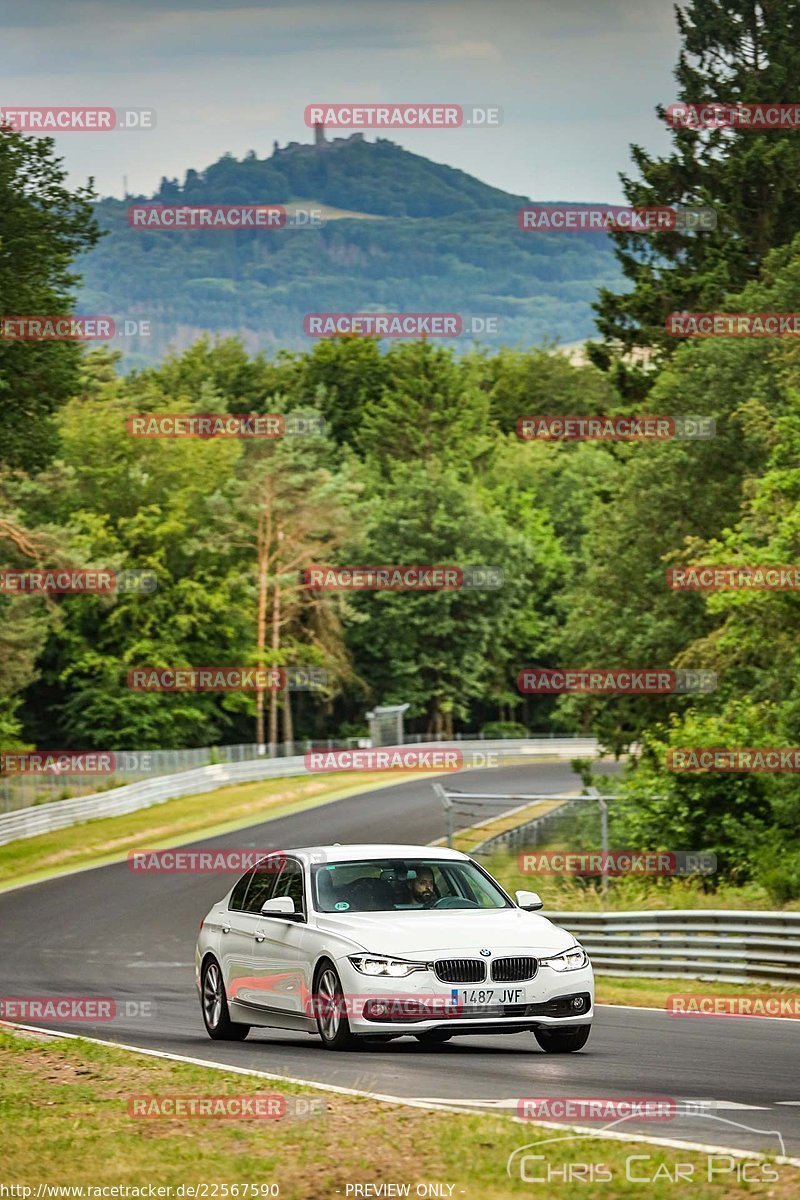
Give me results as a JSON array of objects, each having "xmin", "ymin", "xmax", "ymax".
[
  {"xmin": 0, "ymin": 756, "xmax": 308, "ymax": 847},
  {"xmin": 0, "ymin": 739, "xmax": 369, "ymax": 812},
  {"xmin": 548, "ymin": 909, "xmax": 800, "ymax": 985},
  {"xmin": 0, "ymin": 736, "xmax": 598, "ymax": 846}
]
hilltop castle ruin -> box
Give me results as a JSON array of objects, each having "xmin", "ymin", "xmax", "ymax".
[{"xmin": 274, "ymin": 124, "xmax": 365, "ymax": 157}]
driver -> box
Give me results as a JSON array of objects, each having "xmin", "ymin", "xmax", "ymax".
[{"xmin": 406, "ymin": 866, "xmax": 437, "ymax": 907}]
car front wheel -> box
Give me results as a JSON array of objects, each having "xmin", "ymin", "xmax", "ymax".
[
  {"xmin": 315, "ymin": 964, "xmax": 359, "ymax": 1050},
  {"xmin": 201, "ymin": 959, "xmax": 249, "ymax": 1041},
  {"xmin": 534, "ymin": 1023, "xmax": 591, "ymax": 1053}
]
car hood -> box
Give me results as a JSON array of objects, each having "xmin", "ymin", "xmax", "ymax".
[{"xmin": 312, "ymin": 908, "xmax": 576, "ymax": 957}]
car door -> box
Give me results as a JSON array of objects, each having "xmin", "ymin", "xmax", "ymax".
[
  {"xmin": 222, "ymin": 861, "xmax": 280, "ymax": 1007},
  {"xmin": 251, "ymin": 857, "xmax": 314, "ymax": 1020}
]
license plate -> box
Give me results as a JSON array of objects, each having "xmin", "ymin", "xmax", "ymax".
[{"xmin": 455, "ymin": 987, "xmax": 524, "ymax": 1006}]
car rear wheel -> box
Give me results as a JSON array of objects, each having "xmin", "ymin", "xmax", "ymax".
[
  {"xmin": 534, "ymin": 1024, "xmax": 591, "ymax": 1053},
  {"xmin": 315, "ymin": 964, "xmax": 359, "ymax": 1051},
  {"xmin": 414, "ymin": 1031, "xmax": 453, "ymax": 1045},
  {"xmin": 201, "ymin": 959, "xmax": 249, "ymax": 1041}
]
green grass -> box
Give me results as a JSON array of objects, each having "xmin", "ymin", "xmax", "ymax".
[
  {"xmin": 595, "ymin": 974, "xmax": 800, "ymax": 1012},
  {"xmin": 477, "ymin": 845, "xmax": 800, "ymax": 912},
  {"xmin": 1, "ymin": 1027, "xmax": 796, "ymax": 1199}
]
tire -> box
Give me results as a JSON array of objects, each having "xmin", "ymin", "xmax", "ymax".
[
  {"xmin": 534, "ymin": 1024, "xmax": 591, "ymax": 1053},
  {"xmin": 314, "ymin": 963, "xmax": 359, "ymax": 1051},
  {"xmin": 201, "ymin": 958, "xmax": 249, "ymax": 1041},
  {"xmin": 414, "ymin": 1031, "xmax": 453, "ymax": 1045}
]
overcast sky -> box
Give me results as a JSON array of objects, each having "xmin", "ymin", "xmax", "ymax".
[{"xmin": 0, "ymin": 0, "xmax": 681, "ymax": 202}]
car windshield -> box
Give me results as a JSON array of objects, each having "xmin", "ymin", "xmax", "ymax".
[{"xmin": 311, "ymin": 858, "xmax": 511, "ymax": 913}]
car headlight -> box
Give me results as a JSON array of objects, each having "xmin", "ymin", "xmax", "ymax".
[
  {"xmin": 541, "ymin": 945, "xmax": 589, "ymax": 972},
  {"xmin": 348, "ymin": 955, "xmax": 429, "ymax": 977}
]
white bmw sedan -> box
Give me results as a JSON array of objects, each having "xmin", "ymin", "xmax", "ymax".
[{"xmin": 195, "ymin": 843, "xmax": 593, "ymax": 1051}]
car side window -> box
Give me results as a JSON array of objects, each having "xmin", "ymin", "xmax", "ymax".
[
  {"xmin": 271, "ymin": 858, "xmax": 305, "ymax": 917},
  {"xmin": 229, "ymin": 868, "xmax": 255, "ymax": 911},
  {"xmin": 242, "ymin": 861, "xmax": 281, "ymax": 914}
]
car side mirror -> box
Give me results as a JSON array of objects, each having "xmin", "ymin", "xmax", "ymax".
[
  {"xmin": 515, "ymin": 889, "xmax": 543, "ymax": 911},
  {"xmin": 261, "ymin": 897, "xmax": 296, "ymax": 916}
]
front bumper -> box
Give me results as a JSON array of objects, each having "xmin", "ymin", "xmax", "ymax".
[{"xmin": 334, "ymin": 955, "xmax": 594, "ymax": 1035}]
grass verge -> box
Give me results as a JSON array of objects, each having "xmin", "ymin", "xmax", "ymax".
[
  {"xmin": 0, "ymin": 1026, "xmax": 796, "ymax": 1199},
  {"xmin": 595, "ymin": 974, "xmax": 800, "ymax": 1012},
  {"xmin": 479, "ymin": 845, "xmax": 800, "ymax": 912},
  {"xmin": 0, "ymin": 769, "xmax": 430, "ymax": 892}
]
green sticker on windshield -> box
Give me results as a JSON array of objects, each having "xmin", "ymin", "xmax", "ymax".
[{"xmin": 334, "ymin": 901, "xmax": 350, "ymax": 910}]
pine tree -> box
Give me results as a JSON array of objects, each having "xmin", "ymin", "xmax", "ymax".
[
  {"xmin": 591, "ymin": 0, "xmax": 800, "ymax": 391},
  {"xmin": 0, "ymin": 125, "xmax": 102, "ymax": 468}
]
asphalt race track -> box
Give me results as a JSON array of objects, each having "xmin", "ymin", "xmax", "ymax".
[{"xmin": 1, "ymin": 761, "xmax": 798, "ymax": 1160}]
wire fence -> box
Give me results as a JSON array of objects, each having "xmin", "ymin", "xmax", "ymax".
[
  {"xmin": 0, "ymin": 729, "xmax": 585, "ymax": 813},
  {"xmin": 437, "ymin": 779, "xmax": 610, "ymax": 853}
]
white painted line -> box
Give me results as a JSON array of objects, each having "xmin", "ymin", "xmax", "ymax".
[
  {"xmin": 2, "ymin": 1021, "xmax": 799, "ymax": 1167},
  {"xmin": 505, "ymin": 1120, "xmax": 798, "ymax": 1168},
  {"xmin": 597, "ymin": 1002, "xmax": 800, "ymax": 1024},
  {"xmin": 596, "ymin": 1003, "xmax": 673, "ymax": 1013},
  {"xmin": 126, "ymin": 961, "xmax": 193, "ymax": 969},
  {"xmin": 417, "ymin": 1097, "xmax": 518, "ymax": 1108},
  {"xmin": 713, "ymin": 1101, "xmax": 772, "ymax": 1111},
  {"xmin": 417, "ymin": 1097, "xmax": 770, "ymax": 1112}
]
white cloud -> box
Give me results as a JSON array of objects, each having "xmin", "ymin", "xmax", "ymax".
[{"xmin": 0, "ymin": 0, "xmax": 681, "ymax": 203}]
